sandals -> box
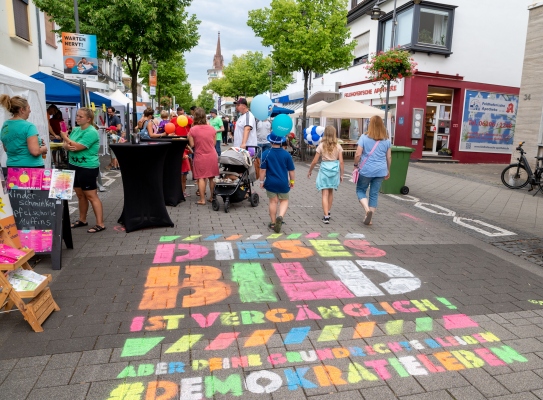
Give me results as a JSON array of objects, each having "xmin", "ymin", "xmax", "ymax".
[
  {"xmin": 87, "ymin": 225, "xmax": 106, "ymax": 233},
  {"xmin": 71, "ymin": 220, "xmax": 88, "ymax": 229},
  {"xmin": 268, "ymin": 223, "xmax": 275, "ymax": 230}
]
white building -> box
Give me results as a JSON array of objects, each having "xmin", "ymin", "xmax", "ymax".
[{"xmin": 276, "ymin": 0, "xmax": 533, "ymax": 163}]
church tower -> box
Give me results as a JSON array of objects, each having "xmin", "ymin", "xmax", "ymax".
[{"xmin": 207, "ymin": 32, "xmax": 224, "ymax": 83}]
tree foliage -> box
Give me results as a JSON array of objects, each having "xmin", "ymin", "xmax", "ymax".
[
  {"xmin": 34, "ymin": 0, "xmax": 199, "ymax": 128},
  {"xmin": 207, "ymin": 52, "xmax": 292, "ymax": 98},
  {"xmin": 138, "ymin": 54, "xmax": 193, "ymax": 111},
  {"xmin": 195, "ymin": 87, "xmax": 215, "ymax": 113},
  {"xmin": 248, "ymin": 0, "xmax": 355, "ymax": 158}
]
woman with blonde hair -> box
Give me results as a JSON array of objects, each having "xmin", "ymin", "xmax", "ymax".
[
  {"xmin": 353, "ymin": 115, "xmax": 392, "ymax": 226},
  {"xmin": 307, "ymin": 126, "xmax": 344, "ymax": 224},
  {"xmin": 0, "ymin": 95, "xmax": 47, "ymax": 167}
]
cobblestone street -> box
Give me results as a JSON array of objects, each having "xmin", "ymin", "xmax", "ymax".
[{"xmin": 2, "ymin": 160, "xmax": 543, "ymax": 400}]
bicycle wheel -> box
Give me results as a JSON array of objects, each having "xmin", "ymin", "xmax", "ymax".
[{"xmin": 501, "ymin": 164, "xmax": 530, "ymax": 189}]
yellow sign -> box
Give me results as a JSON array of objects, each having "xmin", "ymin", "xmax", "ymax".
[{"xmin": 90, "ymin": 102, "xmax": 96, "ymax": 111}]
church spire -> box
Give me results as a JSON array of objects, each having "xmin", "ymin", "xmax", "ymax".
[{"xmin": 213, "ymin": 31, "xmax": 224, "ymax": 70}]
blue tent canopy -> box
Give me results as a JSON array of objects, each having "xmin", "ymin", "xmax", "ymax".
[
  {"xmin": 271, "ymin": 105, "xmax": 294, "ymax": 117},
  {"xmin": 30, "ymin": 72, "xmax": 111, "ymax": 107}
]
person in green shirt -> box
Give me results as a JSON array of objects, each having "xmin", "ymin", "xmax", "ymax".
[
  {"xmin": 61, "ymin": 107, "xmax": 105, "ymax": 233},
  {"xmin": 0, "ymin": 95, "xmax": 47, "ymax": 167},
  {"xmin": 209, "ymin": 109, "xmax": 224, "ymax": 157}
]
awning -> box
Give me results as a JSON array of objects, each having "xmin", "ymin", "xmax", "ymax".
[
  {"xmin": 271, "ymin": 105, "xmax": 295, "ymax": 117},
  {"xmin": 30, "ymin": 72, "xmax": 111, "ymax": 107}
]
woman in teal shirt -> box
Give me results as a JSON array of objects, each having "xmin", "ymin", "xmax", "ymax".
[
  {"xmin": 61, "ymin": 107, "xmax": 105, "ymax": 233},
  {"xmin": 0, "ymin": 95, "xmax": 47, "ymax": 167}
]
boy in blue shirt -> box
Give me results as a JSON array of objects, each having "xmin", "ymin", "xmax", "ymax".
[{"xmin": 260, "ymin": 133, "xmax": 295, "ymax": 233}]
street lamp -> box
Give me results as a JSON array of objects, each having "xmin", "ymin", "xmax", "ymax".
[
  {"xmin": 268, "ymin": 69, "xmax": 273, "ymax": 99},
  {"xmin": 366, "ymin": 0, "xmax": 400, "ymax": 140}
]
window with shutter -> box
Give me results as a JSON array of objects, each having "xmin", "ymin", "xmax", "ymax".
[
  {"xmin": 12, "ymin": 0, "xmax": 30, "ymax": 41},
  {"xmin": 44, "ymin": 13, "xmax": 57, "ymax": 48}
]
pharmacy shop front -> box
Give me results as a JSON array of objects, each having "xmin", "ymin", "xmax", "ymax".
[{"xmin": 340, "ymin": 72, "xmax": 520, "ymax": 163}]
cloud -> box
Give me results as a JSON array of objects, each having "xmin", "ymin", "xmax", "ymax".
[{"xmin": 185, "ymin": 0, "xmax": 271, "ymax": 98}]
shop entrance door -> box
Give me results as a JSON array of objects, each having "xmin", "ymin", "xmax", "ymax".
[{"xmin": 423, "ymin": 88, "xmax": 454, "ymax": 155}]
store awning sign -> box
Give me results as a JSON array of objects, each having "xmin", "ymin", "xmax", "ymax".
[
  {"xmin": 62, "ymin": 33, "xmax": 98, "ymax": 81},
  {"xmin": 460, "ymin": 90, "xmax": 519, "ymax": 154},
  {"xmin": 340, "ymin": 79, "xmax": 405, "ymax": 102}
]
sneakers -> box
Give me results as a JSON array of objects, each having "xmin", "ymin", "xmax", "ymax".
[
  {"xmin": 274, "ymin": 216, "xmax": 283, "ymax": 233},
  {"xmin": 322, "ymin": 216, "xmax": 330, "ymax": 224}
]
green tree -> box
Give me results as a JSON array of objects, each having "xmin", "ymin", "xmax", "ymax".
[
  {"xmin": 248, "ymin": 0, "xmax": 356, "ymax": 158},
  {"xmin": 138, "ymin": 53, "xmax": 193, "ymax": 111},
  {"xmin": 34, "ymin": 0, "xmax": 199, "ymax": 129},
  {"xmin": 195, "ymin": 87, "xmax": 215, "ymax": 113},
  {"xmin": 207, "ymin": 52, "xmax": 292, "ymax": 98}
]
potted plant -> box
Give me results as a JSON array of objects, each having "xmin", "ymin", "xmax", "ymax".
[
  {"xmin": 438, "ymin": 147, "xmax": 452, "ymax": 156},
  {"xmin": 365, "ymin": 48, "xmax": 418, "ymax": 89}
]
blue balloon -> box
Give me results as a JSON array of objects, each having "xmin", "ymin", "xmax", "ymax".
[
  {"xmin": 250, "ymin": 95, "xmax": 273, "ymax": 120},
  {"xmin": 271, "ymin": 114, "xmax": 293, "ymax": 137}
]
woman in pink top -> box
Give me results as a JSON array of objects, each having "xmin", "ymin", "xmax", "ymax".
[{"xmin": 188, "ymin": 107, "xmax": 219, "ymax": 205}]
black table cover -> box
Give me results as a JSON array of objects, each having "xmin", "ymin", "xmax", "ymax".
[
  {"xmin": 141, "ymin": 138, "xmax": 188, "ymax": 206},
  {"xmin": 110, "ymin": 142, "xmax": 174, "ymax": 233}
]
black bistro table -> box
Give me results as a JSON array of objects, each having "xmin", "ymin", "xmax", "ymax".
[
  {"xmin": 110, "ymin": 142, "xmax": 174, "ymax": 233},
  {"xmin": 141, "ymin": 137, "xmax": 188, "ymax": 206}
]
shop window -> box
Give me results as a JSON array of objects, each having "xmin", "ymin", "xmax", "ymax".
[
  {"xmin": 378, "ymin": 2, "xmax": 456, "ymax": 56},
  {"xmin": 44, "ymin": 14, "xmax": 57, "ymax": 48},
  {"xmin": 13, "ymin": 0, "xmax": 30, "ymax": 41},
  {"xmin": 353, "ymin": 31, "xmax": 369, "ymax": 66}
]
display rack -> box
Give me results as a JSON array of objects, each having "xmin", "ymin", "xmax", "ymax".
[{"xmin": 0, "ymin": 228, "xmax": 59, "ymax": 332}]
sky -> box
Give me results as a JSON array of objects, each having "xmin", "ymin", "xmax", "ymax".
[{"xmin": 185, "ymin": 0, "xmax": 271, "ymax": 98}]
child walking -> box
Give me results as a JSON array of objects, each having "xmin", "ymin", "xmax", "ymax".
[
  {"xmin": 260, "ymin": 133, "xmax": 295, "ymax": 233},
  {"xmin": 182, "ymin": 145, "xmax": 193, "ymax": 197},
  {"xmin": 307, "ymin": 126, "xmax": 344, "ymax": 223}
]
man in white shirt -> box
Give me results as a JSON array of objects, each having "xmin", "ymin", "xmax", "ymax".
[
  {"xmin": 256, "ymin": 118, "xmax": 272, "ymax": 158},
  {"xmin": 233, "ymin": 98, "xmax": 257, "ymax": 149}
]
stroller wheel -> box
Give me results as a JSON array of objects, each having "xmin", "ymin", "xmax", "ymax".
[
  {"xmin": 250, "ymin": 193, "xmax": 259, "ymax": 207},
  {"xmin": 224, "ymin": 200, "xmax": 230, "ymax": 213},
  {"xmin": 211, "ymin": 199, "xmax": 220, "ymax": 211}
]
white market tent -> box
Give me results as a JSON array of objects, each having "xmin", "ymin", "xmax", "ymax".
[
  {"xmin": 0, "ymin": 64, "xmax": 50, "ymax": 168},
  {"xmin": 311, "ymin": 97, "xmax": 385, "ymax": 119},
  {"xmin": 109, "ymin": 89, "xmax": 132, "ymax": 110},
  {"xmin": 292, "ymin": 101, "xmax": 330, "ymax": 117}
]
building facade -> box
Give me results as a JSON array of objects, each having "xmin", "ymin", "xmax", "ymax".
[
  {"xmin": 514, "ymin": 2, "xmax": 543, "ymax": 164},
  {"xmin": 275, "ymin": 0, "xmax": 533, "ymax": 163}
]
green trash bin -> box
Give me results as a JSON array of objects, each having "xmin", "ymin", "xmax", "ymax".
[{"xmin": 380, "ymin": 146, "xmax": 415, "ymax": 195}]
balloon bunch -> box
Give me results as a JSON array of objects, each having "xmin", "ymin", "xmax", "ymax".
[{"xmin": 304, "ymin": 125, "xmax": 325, "ymax": 145}]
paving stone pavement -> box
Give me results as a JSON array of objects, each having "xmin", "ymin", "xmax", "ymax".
[{"xmin": 3, "ymin": 155, "xmax": 543, "ymax": 399}]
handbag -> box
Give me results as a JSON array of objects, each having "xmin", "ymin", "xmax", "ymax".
[{"xmin": 351, "ymin": 140, "xmax": 380, "ymax": 183}]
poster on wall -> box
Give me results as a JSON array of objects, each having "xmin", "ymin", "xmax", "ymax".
[
  {"xmin": 459, "ymin": 90, "xmax": 518, "ymax": 153},
  {"xmin": 61, "ymin": 33, "xmax": 98, "ymax": 81}
]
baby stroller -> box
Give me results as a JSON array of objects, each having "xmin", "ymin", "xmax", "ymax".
[{"xmin": 212, "ymin": 147, "xmax": 259, "ymax": 213}]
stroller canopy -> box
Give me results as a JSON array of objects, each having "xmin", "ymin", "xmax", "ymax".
[{"xmin": 219, "ymin": 147, "xmax": 253, "ymax": 167}]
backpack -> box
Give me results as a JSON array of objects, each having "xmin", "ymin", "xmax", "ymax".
[{"xmin": 139, "ymin": 120, "xmax": 150, "ymax": 139}]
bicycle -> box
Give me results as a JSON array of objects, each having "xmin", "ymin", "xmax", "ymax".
[{"xmin": 501, "ymin": 141, "xmax": 543, "ymax": 196}]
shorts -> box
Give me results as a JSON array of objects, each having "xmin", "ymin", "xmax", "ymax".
[
  {"xmin": 70, "ymin": 164, "xmax": 99, "ymax": 191},
  {"xmin": 181, "ymin": 171, "xmax": 189, "ymax": 175},
  {"xmin": 266, "ymin": 190, "xmax": 289, "ymax": 200}
]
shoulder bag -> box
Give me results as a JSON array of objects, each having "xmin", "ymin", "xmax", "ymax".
[{"xmin": 351, "ymin": 140, "xmax": 380, "ymax": 183}]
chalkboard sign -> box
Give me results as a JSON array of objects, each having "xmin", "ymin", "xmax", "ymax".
[{"xmin": 8, "ymin": 190, "xmax": 73, "ymax": 270}]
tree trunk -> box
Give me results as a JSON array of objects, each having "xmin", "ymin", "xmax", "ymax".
[
  {"xmin": 130, "ymin": 57, "xmax": 138, "ymax": 133},
  {"xmin": 301, "ymin": 69, "xmax": 310, "ymax": 162}
]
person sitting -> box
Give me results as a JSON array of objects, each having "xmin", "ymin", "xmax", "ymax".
[{"xmin": 139, "ymin": 108, "xmax": 166, "ymax": 139}]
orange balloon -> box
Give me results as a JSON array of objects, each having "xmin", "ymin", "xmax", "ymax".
[
  {"xmin": 165, "ymin": 122, "xmax": 175, "ymax": 134},
  {"xmin": 177, "ymin": 115, "xmax": 188, "ymax": 127}
]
